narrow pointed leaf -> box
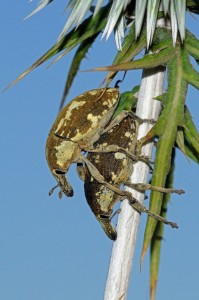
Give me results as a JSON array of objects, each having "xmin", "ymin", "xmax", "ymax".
[
  {"xmin": 58, "ymin": 0, "xmax": 93, "ymax": 40},
  {"xmin": 174, "ymin": 0, "xmax": 186, "ymax": 41},
  {"xmin": 90, "ymin": 46, "xmax": 173, "ymax": 72},
  {"xmin": 147, "ymin": 0, "xmax": 161, "ymax": 47},
  {"xmin": 185, "ymin": 30, "xmax": 199, "ymax": 60},
  {"xmin": 141, "ymin": 46, "xmax": 188, "ymax": 264},
  {"xmin": 102, "ymin": 0, "xmax": 130, "ymax": 40},
  {"xmin": 184, "ymin": 106, "xmax": 199, "ymax": 154},
  {"xmin": 170, "ymin": 1, "xmax": 178, "ymax": 45},
  {"xmin": 184, "ymin": 140, "xmax": 199, "ymax": 163},
  {"xmin": 59, "ymin": 34, "xmax": 98, "ymax": 110},
  {"xmin": 102, "ymin": 23, "xmax": 146, "ymax": 86},
  {"xmin": 150, "ymin": 150, "xmax": 176, "ymax": 300},
  {"xmin": 186, "ymin": 0, "xmax": 199, "ymax": 14},
  {"xmin": 93, "ymin": 0, "xmax": 104, "ymax": 16},
  {"xmin": 5, "ymin": 3, "xmax": 110, "ymax": 91},
  {"xmin": 176, "ymin": 128, "xmax": 188, "ymax": 158},
  {"xmin": 24, "ymin": 0, "xmax": 53, "ymax": 20},
  {"xmin": 183, "ymin": 60, "xmax": 199, "ymax": 90},
  {"xmin": 114, "ymin": 15, "xmax": 125, "ymax": 50},
  {"xmin": 162, "ymin": 0, "xmax": 170, "ymax": 15},
  {"xmin": 135, "ymin": 0, "xmax": 147, "ymax": 38}
]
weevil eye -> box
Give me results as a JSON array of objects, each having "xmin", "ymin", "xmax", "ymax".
[
  {"xmin": 99, "ymin": 214, "xmax": 110, "ymax": 220},
  {"xmin": 55, "ymin": 169, "xmax": 65, "ymax": 175}
]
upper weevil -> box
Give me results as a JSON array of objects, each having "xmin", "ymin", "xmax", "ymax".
[{"xmin": 46, "ymin": 88, "xmax": 120, "ymax": 198}]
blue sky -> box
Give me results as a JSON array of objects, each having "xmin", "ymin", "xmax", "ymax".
[{"xmin": 1, "ymin": 1, "xmax": 199, "ymax": 300}]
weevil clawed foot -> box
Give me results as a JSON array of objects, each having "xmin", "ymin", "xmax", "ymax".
[
  {"xmin": 110, "ymin": 208, "xmax": 121, "ymax": 220},
  {"xmin": 124, "ymin": 182, "xmax": 185, "ymax": 195},
  {"xmin": 137, "ymin": 155, "xmax": 153, "ymax": 170},
  {"xmin": 125, "ymin": 191, "xmax": 178, "ymax": 229},
  {"xmin": 137, "ymin": 117, "xmax": 156, "ymax": 125}
]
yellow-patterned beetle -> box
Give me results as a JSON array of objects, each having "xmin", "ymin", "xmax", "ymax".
[
  {"xmin": 84, "ymin": 115, "xmax": 138, "ymax": 240},
  {"xmin": 81, "ymin": 90, "xmax": 183, "ymax": 239},
  {"xmin": 46, "ymin": 88, "xmax": 120, "ymax": 197}
]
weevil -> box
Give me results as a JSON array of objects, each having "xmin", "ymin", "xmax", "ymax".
[
  {"xmin": 81, "ymin": 91, "xmax": 183, "ymax": 240},
  {"xmin": 46, "ymin": 88, "xmax": 128, "ymax": 197},
  {"xmin": 83, "ymin": 115, "xmax": 138, "ymax": 240}
]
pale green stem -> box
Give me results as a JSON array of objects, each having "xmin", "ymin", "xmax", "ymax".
[{"xmin": 104, "ymin": 17, "xmax": 167, "ymax": 300}]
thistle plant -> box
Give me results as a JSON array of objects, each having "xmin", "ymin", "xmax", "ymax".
[{"xmin": 9, "ymin": 1, "xmax": 199, "ymax": 299}]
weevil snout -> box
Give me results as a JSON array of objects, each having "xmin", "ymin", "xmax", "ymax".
[
  {"xmin": 52, "ymin": 169, "xmax": 74, "ymax": 197},
  {"xmin": 97, "ymin": 214, "xmax": 117, "ymax": 241}
]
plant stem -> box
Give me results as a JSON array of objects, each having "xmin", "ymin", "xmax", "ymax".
[{"xmin": 104, "ymin": 66, "xmax": 165, "ymax": 300}]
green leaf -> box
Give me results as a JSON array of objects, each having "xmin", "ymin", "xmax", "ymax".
[
  {"xmin": 5, "ymin": 3, "xmax": 110, "ymax": 91},
  {"xmin": 147, "ymin": 0, "xmax": 161, "ymax": 47},
  {"xmin": 186, "ymin": 0, "xmax": 199, "ymax": 14},
  {"xmin": 184, "ymin": 106, "xmax": 199, "ymax": 155},
  {"xmin": 162, "ymin": 0, "xmax": 170, "ymax": 14},
  {"xmin": 182, "ymin": 50, "xmax": 199, "ymax": 90},
  {"xmin": 141, "ymin": 45, "xmax": 188, "ymax": 264},
  {"xmin": 174, "ymin": 0, "xmax": 186, "ymax": 41},
  {"xmin": 150, "ymin": 150, "xmax": 176, "ymax": 300},
  {"xmin": 184, "ymin": 140, "xmax": 199, "ymax": 163},
  {"xmin": 58, "ymin": 0, "xmax": 94, "ymax": 40},
  {"xmin": 24, "ymin": 0, "xmax": 54, "ymax": 20},
  {"xmin": 135, "ymin": 0, "xmax": 147, "ymax": 38},
  {"xmin": 176, "ymin": 128, "xmax": 188, "ymax": 158},
  {"xmin": 185, "ymin": 30, "xmax": 199, "ymax": 60},
  {"xmin": 102, "ymin": 0, "xmax": 128, "ymax": 40},
  {"xmin": 102, "ymin": 23, "xmax": 146, "ymax": 87},
  {"xmin": 170, "ymin": 1, "xmax": 178, "ymax": 45},
  {"xmin": 112, "ymin": 87, "xmax": 139, "ymax": 118},
  {"xmin": 90, "ymin": 45, "xmax": 174, "ymax": 72},
  {"xmin": 59, "ymin": 34, "xmax": 99, "ymax": 110}
]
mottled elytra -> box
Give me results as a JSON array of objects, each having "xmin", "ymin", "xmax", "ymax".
[{"xmin": 46, "ymin": 88, "xmax": 120, "ymax": 197}]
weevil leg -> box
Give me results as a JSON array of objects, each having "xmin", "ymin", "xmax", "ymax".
[
  {"xmin": 110, "ymin": 208, "xmax": 121, "ymax": 220},
  {"xmin": 82, "ymin": 157, "xmax": 177, "ymax": 228},
  {"xmin": 87, "ymin": 145, "xmax": 153, "ymax": 169},
  {"xmin": 124, "ymin": 191, "xmax": 178, "ymax": 228},
  {"xmin": 76, "ymin": 163, "xmax": 86, "ymax": 181},
  {"xmin": 49, "ymin": 184, "xmax": 59, "ymax": 196},
  {"xmin": 101, "ymin": 110, "xmax": 155, "ymax": 134},
  {"xmin": 82, "ymin": 156, "xmax": 125, "ymax": 197},
  {"xmin": 48, "ymin": 184, "xmax": 65, "ymax": 199},
  {"xmin": 126, "ymin": 111, "xmax": 156, "ymax": 125},
  {"xmin": 101, "ymin": 111, "xmax": 131, "ymax": 134},
  {"xmin": 124, "ymin": 182, "xmax": 185, "ymax": 195}
]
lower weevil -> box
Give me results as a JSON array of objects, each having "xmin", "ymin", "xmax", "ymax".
[{"xmin": 81, "ymin": 93, "xmax": 184, "ymax": 240}]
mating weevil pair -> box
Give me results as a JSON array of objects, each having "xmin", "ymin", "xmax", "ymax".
[
  {"xmin": 46, "ymin": 88, "xmax": 139, "ymax": 198},
  {"xmin": 46, "ymin": 88, "xmax": 184, "ymax": 240}
]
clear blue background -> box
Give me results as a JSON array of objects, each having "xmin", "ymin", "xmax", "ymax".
[{"xmin": 1, "ymin": 1, "xmax": 199, "ymax": 299}]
